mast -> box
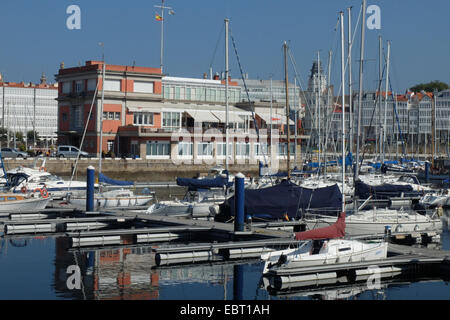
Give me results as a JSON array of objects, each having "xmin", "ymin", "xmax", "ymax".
[
  {"xmin": 317, "ymin": 51, "xmax": 321, "ymax": 173},
  {"xmin": 99, "ymin": 60, "xmax": 106, "ymax": 176},
  {"xmin": 225, "ymin": 18, "xmax": 229, "ymax": 172},
  {"xmin": 270, "ymin": 76, "xmax": 273, "ymax": 156},
  {"xmin": 382, "ymin": 40, "xmax": 391, "ymax": 163},
  {"xmin": 347, "ymin": 6, "xmax": 353, "ymax": 154},
  {"xmin": 283, "ymin": 41, "xmax": 291, "ymax": 179},
  {"xmin": 355, "ymin": 0, "xmax": 366, "ymax": 181},
  {"xmin": 294, "ymin": 77, "xmax": 298, "ymax": 166},
  {"xmin": 378, "ymin": 35, "xmax": 382, "ymax": 157},
  {"xmin": 340, "ymin": 11, "xmax": 346, "ymax": 213}
]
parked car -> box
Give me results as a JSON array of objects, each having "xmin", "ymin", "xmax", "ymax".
[
  {"xmin": 56, "ymin": 145, "xmax": 89, "ymax": 158},
  {"xmin": 0, "ymin": 148, "xmax": 28, "ymax": 159}
]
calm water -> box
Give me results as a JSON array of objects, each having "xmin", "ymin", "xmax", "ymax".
[{"xmin": 0, "ymin": 225, "xmax": 449, "ymax": 300}]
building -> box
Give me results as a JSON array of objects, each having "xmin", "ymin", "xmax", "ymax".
[
  {"xmin": 0, "ymin": 73, "xmax": 58, "ymax": 147},
  {"xmin": 56, "ymin": 61, "xmax": 298, "ymax": 164}
]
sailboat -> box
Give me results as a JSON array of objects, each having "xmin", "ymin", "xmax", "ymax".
[
  {"xmin": 300, "ymin": 2, "xmax": 443, "ymax": 237},
  {"xmin": 262, "ymin": 213, "xmax": 388, "ymax": 273}
]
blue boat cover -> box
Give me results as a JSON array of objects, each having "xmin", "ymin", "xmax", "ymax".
[
  {"xmin": 355, "ymin": 180, "xmax": 419, "ymax": 200},
  {"xmin": 176, "ymin": 176, "xmax": 231, "ymax": 190},
  {"xmin": 99, "ymin": 173, "xmax": 134, "ymax": 186},
  {"xmin": 223, "ymin": 180, "xmax": 342, "ymax": 220}
]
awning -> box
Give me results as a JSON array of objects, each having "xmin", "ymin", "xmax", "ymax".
[
  {"xmin": 257, "ymin": 112, "xmax": 294, "ymax": 125},
  {"xmin": 185, "ymin": 110, "xmax": 219, "ymax": 123},
  {"xmin": 127, "ymin": 106, "xmax": 162, "ymax": 113},
  {"xmin": 211, "ymin": 111, "xmax": 245, "ymax": 123}
]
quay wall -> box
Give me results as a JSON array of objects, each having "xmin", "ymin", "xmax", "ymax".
[{"xmin": 2, "ymin": 158, "xmax": 273, "ymax": 181}]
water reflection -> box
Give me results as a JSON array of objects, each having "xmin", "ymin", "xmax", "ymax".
[{"xmin": 53, "ymin": 238, "xmax": 256, "ymax": 300}]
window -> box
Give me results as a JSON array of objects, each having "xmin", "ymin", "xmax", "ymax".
[
  {"xmin": 87, "ymin": 79, "xmax": 97, "ymax": 91},
  {"xmin": 255, "ymin": 143, "xmax": 268, "ymax": 156},
  {"xmin": 62, "ymin": 113, "xmax": 68, "ymax": 121},
  {"xmin": 134, "ymin": 81, "xmax": 154, "ymax": 93},
  {"xmin": 115, "ymin": 112, "xmax": 120, "ymax": 120},
  {"xmin": 107, "ymin": 140, "xmax": 114, "ymax": 152},
  {"xmin": 62, "ymin": 82, "xmax": 71, "ymax": 94},
  {"xmin": 133, "ymin": 112, "xmax": 154, "ymax": 125},
  {"xmin": 217, "ymin": 143, "xmax": 233, "ymax": 157},
  {"xmin": 162, "ymin": 112, "xmax": 181, "ymax": 128},
  {"xmin": 75, "ymin": 80, "xmax": 84, "ymax": 93},
  {"xmin": 146, "ymin": 141, "xmax": 170, "ymax": 156},
  {"xmin": 178, "ymin": 142, "xmax": 193, "ymax": 156},
  {"xmin": 278, "ymin": 143, "xmax": 295, "ymax": 155},
  {"xmin": 104, "ymin": 79, "xmax": 121, "ymax": 91},
  {"xmin": 198, "ymin": 142, "xmax": 213, "ymax": 156},
  {"xmin": 235, "ymin": 142, "xmax": 250, "ymax": 157}
]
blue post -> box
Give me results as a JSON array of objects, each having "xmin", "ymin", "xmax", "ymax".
[
  {"xmin": 425, "ymin": 161, "xmax": 430, "ymax": 183},
  {"xmin": 86, "ymin": 165, "xmax": 95, "ymax": 212},
  {"xmin": 234, "ymin": 173, "xmax": 245, "ymax": 232}
]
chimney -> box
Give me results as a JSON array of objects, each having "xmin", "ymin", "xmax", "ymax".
[
  {"xmin": 203, "ymin": 72, "xmax": 207, "ymax": 79},
  {"xmin": 213, "ymin": 72, "xmax": 220, "ymax": 80},
  {"xmin": 60, "ymin": 62, "xmax": 65, "ymax": 70}
]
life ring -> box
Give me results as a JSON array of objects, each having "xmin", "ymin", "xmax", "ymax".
[
  {"xmin": 39, "ymin": 167, "xmax": 47, "ymax": 172},
  {"xmin": 21, "ymin": 186, "xmax": 27, "ymax": 193},
  {"xmin": 40, "ymin": 188, "xmax": 49, "ymax": 199},
  {"xmin": 34, "ymin": 188, "xmax": 49, "ymax": 199}
]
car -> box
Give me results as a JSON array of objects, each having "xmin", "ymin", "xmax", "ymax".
[
  {"xmin": 0, "ymin": 148, "xmax": 28, "ymax": 159},
  {"xmin": 56, "ymin": 145, "xmax": 89, "ymax": 158}
]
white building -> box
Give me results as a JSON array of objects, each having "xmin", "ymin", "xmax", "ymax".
[{"xmin": 0, "ymin": 74, "xmax": 58, "ymax": 146}]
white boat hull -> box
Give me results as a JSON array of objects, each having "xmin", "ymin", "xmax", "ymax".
[
  {"xmin": 69, "ymin": 195, "xmax": 153, "ymax": 210},
  {"xmin": 304, "ymin": 214, "xmax": 442, "ymax": 236},
  {"xmin": 0, "ymin": 197, "xmax": 51, "ymax": 216}
]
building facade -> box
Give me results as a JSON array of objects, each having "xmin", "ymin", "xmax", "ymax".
[
  {"xmin": 0, "ymin": 75, "xmax": 58, "ymax": 147},
  {"xmin": 56, "ymin": 61, "xmax": 298, "ymax": 165}
]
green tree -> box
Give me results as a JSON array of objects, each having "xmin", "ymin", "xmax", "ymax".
[
  {"xmin": 27, "ymin": 130, "xmax": 40, "ymax": 144},
  {"xmin": 410, "ymin": 81, "xmax": 449, "ymax": 93}
]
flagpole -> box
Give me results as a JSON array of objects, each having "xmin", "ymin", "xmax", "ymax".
[
  {"xmin": 160, "ymin": 0, "xmax": 164, "ymax": 73},
  {"xmin": 154, "ymin": 0, "xmax": 174, "ymax": 74}
]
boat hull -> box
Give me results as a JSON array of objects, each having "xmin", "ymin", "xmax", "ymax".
[
  {"xmin": 304, "ymin": 215, "xmax": 442, "ymax": 236},
  {"xmin": 0, "ymin": 197, "xmax": 51, "ymax": 216}
]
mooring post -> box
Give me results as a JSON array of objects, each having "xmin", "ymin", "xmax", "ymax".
[
  {"xmin": 425, "ymin": 161, "xmax": 430, "ymax": 183},
  {"xmin": 86, "ymin": 165, "xmax": 95, "ymax": 212},
  {"xmin": 234, "ymin": 172, "xmax": 245, "ymax": 232}
]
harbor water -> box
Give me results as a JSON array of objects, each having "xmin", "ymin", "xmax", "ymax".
[{"xmin": 0, "ymin": 201, "xmax": 449, "ymax": 300}]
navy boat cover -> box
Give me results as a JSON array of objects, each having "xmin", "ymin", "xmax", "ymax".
[
  {"xmin": 355, "ymin": 180, "xmax": 419, "ymax": 200},
  {"xmin": 223, "ymin": 180, "xmax": 342, "ymax": 220},
  {"xmin": 99, "ymin": 173, "xmax": 134, "ymax": 186},
  {"xmin": 176, "ymin": 176, "xmax": 231, "ymax": 190}
]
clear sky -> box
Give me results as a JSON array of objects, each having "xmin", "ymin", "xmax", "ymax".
[{"xmin": 1, "ymin": 0, "xmax": 449, "ymax": 93}]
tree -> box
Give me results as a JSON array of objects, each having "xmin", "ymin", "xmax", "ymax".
[
  {"xmin": 27, "ymin": 130, "xmax": 40, "ymax": 144},
  {"xmin": 410, "ymin": 81, "xmax": 449, "ymax": 93}
]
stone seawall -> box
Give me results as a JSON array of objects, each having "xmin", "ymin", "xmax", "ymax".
[{"xmin": 3, "ymin": 158, "xmax": 269, "ymax": 182}]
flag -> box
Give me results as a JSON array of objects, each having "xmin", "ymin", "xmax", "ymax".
[{"xmin": 155, "ymin": 14, "xmax": 163, "ymax": 21}]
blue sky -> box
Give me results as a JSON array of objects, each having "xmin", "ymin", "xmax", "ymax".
[{"xmin": 1, "ymin": 0, "xmax": 449, "ymax": 93}]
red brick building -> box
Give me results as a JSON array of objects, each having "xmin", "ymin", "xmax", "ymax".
[{"xmin": 56, "ymin": 61, "xmax": 162, "ymax": 156}]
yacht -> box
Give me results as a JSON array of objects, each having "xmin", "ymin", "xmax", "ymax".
[
  {"xmin": 303, "ymin": 208, "xmax": 442, "ymax": 236},
  {"xmin": 263, "ymin": 238, "xmax": 388, "ymax": 273},
  {"xmin": 4, "ymin": 166, "xmax": 89, "ymax": 199}
]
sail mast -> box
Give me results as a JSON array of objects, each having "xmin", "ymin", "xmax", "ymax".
[
  {"xmin": 225, "ymin": 18, "xmax": 229, "ymax": 172},
  {"xmin": 340, "ymin": 11, "xmax": 346, "ymax": 213},
  {"xmin": 99, "ymin": 58, "xmax": 106, "ymax": 176},
  {"xmin": 355, "ymin": 0, "xmax": 366, "ymax": 181},
  {"xmin": 383, "ymin": 41, "xmax": 391, "ymax": 163},
  {"xmin": 283, "ymin": 41, "xmax": 291, "ymax": 179}
]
